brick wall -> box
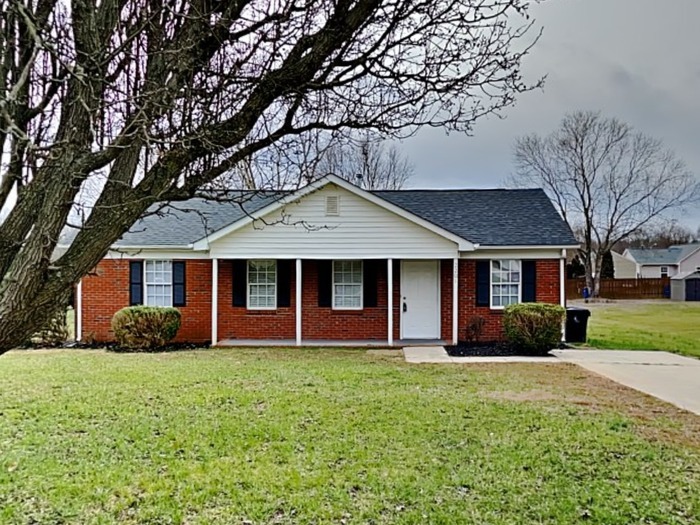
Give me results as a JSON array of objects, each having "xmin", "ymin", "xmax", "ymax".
[
  {"xmin": 81, "ymin": 259, "xmax": 212, "ymax": 343},
  {"xmin": 81, "ymin": 257, "xmax": 562, "ymax": 344},
  {"xmin": 455, "ymin": 259, "xmax": 562, "ymax": 342},
  {"xmin": 217, "ymin": 259, "xmax": 296, "ymax": 340}
]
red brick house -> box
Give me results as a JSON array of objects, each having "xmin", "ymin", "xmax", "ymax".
[{"xmin": 71, "ymin": 175, "xmax": 578, "ymax": 346}]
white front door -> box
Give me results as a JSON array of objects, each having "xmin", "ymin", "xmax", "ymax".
[{"xmin": 401, "ymin": 260, "xmax": 440, "ymax": 339}]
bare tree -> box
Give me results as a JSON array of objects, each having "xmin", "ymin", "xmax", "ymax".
[
  {"xmin": 319, "ymin": 133, "xmax": 413, "ymax": 190},
  {"xmin": 513, "ymin": 111, "xmax": 699, "ymax": 295},
  {"xmin": 615, "ymin": 221, "xmax": 696, "ymax": 251},
  {"xmin": 0, "ymin": 0, "xmax": 541, "ymax": 353}
]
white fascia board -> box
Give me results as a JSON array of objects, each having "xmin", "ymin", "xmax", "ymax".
[
  {"xmin": 106, "ymin": 247, "xmax": 209, "ymax": 259},
  {"xmin": 191, "ymin": 174, "xmax": 474, "ymax": 251},
  {"xmin": 461, "ymin": 245, "xmax": 577, "ymax": 259}
]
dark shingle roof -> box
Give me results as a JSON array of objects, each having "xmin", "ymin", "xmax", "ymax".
[
  {"xmin": 373, "ymin": 188, "xmax": 577, "ymax": 246},
  {"xmin": 60, "ymin": 185, "xmax": 577, "ymax": 248},
  {"xmin": 115, "ymin": 192, "xmax": 282, "ymax": 246},
  {"xmin": 627, "ymin": 244, "xmax": 700, "ymax": 265},
  {"xmin": 59, "ymin": 191, "xmax": 283, "ymax": 247}
]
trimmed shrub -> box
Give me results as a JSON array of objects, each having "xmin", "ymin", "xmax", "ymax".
[
  {"xmin": 503, "ymin": 303, "xmax": 565, "ymax": 356},
  {"xmin": 111, "ymin": 306, "xmax": 181, "ymax": 350}
]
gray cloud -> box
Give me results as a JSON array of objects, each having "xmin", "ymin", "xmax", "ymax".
[{"xmin": 401, "ymin": 0, "xmax": 700, "ymax": 228}]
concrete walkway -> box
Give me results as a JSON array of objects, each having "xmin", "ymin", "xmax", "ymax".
[
  {"xmin": 403, "ymin": 347, "xmax": 700, "ymax": 415},
  {"xmin": 553, "ymin": 349, "xmax": 700, "ymax": 415}
]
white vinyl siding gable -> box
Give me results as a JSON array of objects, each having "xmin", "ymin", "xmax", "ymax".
[
  {"xmin": 208, "ymin": 184, "xmax": 459, "ymax": 259},
  {"xmin": 679, "ymin": 247, "xmax": 700, "ymax": 274}
]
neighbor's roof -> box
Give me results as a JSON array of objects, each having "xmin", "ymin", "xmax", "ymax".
[
  {"xmin": 626, "ymin": 244, "xmax": 700, "ymax": 265},
  {"xmin": 61, "ymin": 184, "xmax": 578, "ymax": 248},
  {"xmin": 374, "ymin": 188, "xmax": 577, "ymax": 246}
]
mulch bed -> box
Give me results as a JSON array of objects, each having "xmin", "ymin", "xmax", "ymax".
[
  {"xmin": 445, "ymin": 342, "xmax": 521, "ymax": 357},
  {"xmin": 18, "ymin": 341, "xmax": 210, "ymax": 353},
  {"xmin": 445, "ymin": 341, "xmax": 572, "ymax": 357}
]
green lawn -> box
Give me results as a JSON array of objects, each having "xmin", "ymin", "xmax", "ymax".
[
  {"xmin": 1, "ymin": 349, "xmax": 699, "ymax": 524},
  {"xmin": 584, "ymin": 302, "xmax": 700, "ymax": 358}
]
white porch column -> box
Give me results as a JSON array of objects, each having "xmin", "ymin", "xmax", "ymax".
[
  {"xmin": 560, "ymin": 249, "xmax": 567, "ymax": 307},
  {"xmin": 387, "ymin": 258, "xmax": 394, "ymax": 346},
  {"xmin": 296, "ymin": 258, "xmax": 302, "ymax": 346},
  {"xmin": 75, "ymin": 279, "xmax": 82, "ymax": 342},
  {"xmin": 560, "ymin": 249, "xmax": 566, "ymax": 341},
  {"xmin": 211, "ymin": 259, "xmax": 218, "ymax": 346},
  {"xmin": 452, "ymin": 258, "xmax": 459, "ymax": 345}
]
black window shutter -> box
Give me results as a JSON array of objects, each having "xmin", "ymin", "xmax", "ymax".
[
  {"xmin": 277, "ymin": 260, "xmax": 291, "ymax": 307},
  {"xmin": 129, "ymin": 261, "xmax": 143, "ymax": 305},
  {"xmin": 232, "ymin": 260, "xmax": 247, "ymax": 307},
  {"xmin": 522, "ymin": 260, "xmax": 537, "ymax": 303},
  {"xmin": 172, "ymin": 261, "xmax": 186, "ymax": 307},
  {"xmin": 318, "ymin": 260, "xmax": 332, "ymax": 307},
  {"xmin": 363, "ymin": 260, "xmax": 378, "ymax": 308},
  {"xmin": 475, "ymin": 260, "xmax": 490, "ymax": 307}
]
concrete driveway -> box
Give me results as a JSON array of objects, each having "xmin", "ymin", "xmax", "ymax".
[{"xmin": 553, "ymin": 350, "xmax": 700, "ymax": 415}]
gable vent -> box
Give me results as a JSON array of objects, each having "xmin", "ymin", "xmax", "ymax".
[{"xmin": 325, "ymin": 195, "xmax": 340, "ymax": 216}]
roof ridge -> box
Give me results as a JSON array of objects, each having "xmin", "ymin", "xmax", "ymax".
[{"xmin": 372, "ymin": 188, "xmax": 543, "ymax": 193}]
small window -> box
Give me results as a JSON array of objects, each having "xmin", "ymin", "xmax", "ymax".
[
  {"xmin": 248, "ymin": 260, "xmax": 277, "ymax": 309},
  {"xmin": 333, "ymin": 260, "xmax": 362, "ymax": 309},
  {"xmin": 491, "ymin": 259, "xmax": 521, "ymax": 308},
  {"xmin": 660, "ymin": 266, "xmax": 669, "ymax": 278},
  {"xmin": 325, "ymin": 195, "xmax": 340, "ymax": 216},
  {"xmin": 145, "ymin": 260, "xmax": 173, "ymax": 307}
]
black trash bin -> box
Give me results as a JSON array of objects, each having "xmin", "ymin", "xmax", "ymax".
[{"xmin": 566, "ymin": 307, "xmax": 591, "ymax": 343}]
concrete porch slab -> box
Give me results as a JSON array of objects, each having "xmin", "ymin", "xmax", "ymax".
[{"xmin": 216, "ymin": 339, "xmax": 446, "ymax": 348}]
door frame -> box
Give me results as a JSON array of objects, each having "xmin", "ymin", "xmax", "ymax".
[{"xmin": 400, "ymin": 260, "xmax": 441, "ymax": 339}]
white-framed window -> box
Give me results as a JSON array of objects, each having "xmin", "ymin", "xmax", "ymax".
[
  {"xmin": 333, "ymin": 260, "xmax": 363, "ymax": 309},
  {"xmin": 660, "ymin": 266, "xmax": 669, "ymax": 278},
  {"xmin": 248, "ymin": 259, "xmax": 277, "ymax": 309},
  {"xmin": 145, "ymin": 260, "xmax": 173, "ymax": 307},
  {"xmin": 491, "ymin": 259, "xmax": 521, "ymax": 308}
]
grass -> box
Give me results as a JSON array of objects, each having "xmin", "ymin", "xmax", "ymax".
[
  {"xmin": 1, "ymin": 348, "xmax": 700, "ymax": 524},
  {"xmin": 584, "ymin": 302, "xmax": 700, "ymax": 358}
]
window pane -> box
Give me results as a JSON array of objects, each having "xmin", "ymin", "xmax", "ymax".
[
  {"xmin": 490, "ymin": 260, "xmax": 521, "ymax": 308},
  {"xmin": 333, "ymin": 260, "xmax": 363, "ymax": 308},
  {"xmin": 248, "ymin": 260, "xmax": 277, "ymax": 308},
  {"xmin": 144, "ymin": 260, "xmax": 173, "ymax": 307}
]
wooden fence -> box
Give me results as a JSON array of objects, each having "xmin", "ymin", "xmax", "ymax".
[{"xmin": 566, "ymin": 278, "xmax": 671, "ymax": 300}]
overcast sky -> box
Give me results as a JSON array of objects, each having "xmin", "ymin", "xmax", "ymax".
[{"xmin": 402, "ymin": 0, "xmax": 700, "ymax": 228}]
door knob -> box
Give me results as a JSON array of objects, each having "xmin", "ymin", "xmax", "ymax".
[{"xmin": 403, "ymin": 302, "xmax": 407, "ymax": 312}]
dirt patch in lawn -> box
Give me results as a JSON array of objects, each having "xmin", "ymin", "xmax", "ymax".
[{"xmin": 477, "ymin": 363, "xmax": 700, "ymax": 449}]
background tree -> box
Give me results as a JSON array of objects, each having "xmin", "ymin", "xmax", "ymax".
[
  {"xmin": 317, "ymin": 133, "xmax": 414, "ymax": 190},
  {"xmin": 614, "ymin": 221, "xmax": 696, "ymax": 251},
  {"xmin": 513, "ymin": 111, "xmax": 699, "ymax": 296},
  {"xmin": 219, "ymin": 131, "xmax": 413, "ymax": 190},
  {"xmin": 0, "ymin": 0, "xmax": 541, "ymax": 353},
  {"xmin": 600, "ymin": 251, "xmax": 615, "ymax": 279}
]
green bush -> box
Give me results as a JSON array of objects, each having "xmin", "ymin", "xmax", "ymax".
[
  {"xmin": 503, "ymin": 303, "xmax": 565, "ymax": 356},
  {"xmin": 111, "ymin": 306, "xmax": 181, "ymax": 350}
]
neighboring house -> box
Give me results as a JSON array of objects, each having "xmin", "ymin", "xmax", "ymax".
[
  {"xmin": 671, "ymin": 271, "xmax": 700, "ymax": 302},
  {"xmin": 67, "ymin": 175, "xmax": 578, "ymax": 346},
  {"xmin": 623, "ymin": 244, "xmax": 700, "ymax": 278},
  {"xmin": 611, "ymin": 251, "xmax": 638, "ymax": 279}
]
